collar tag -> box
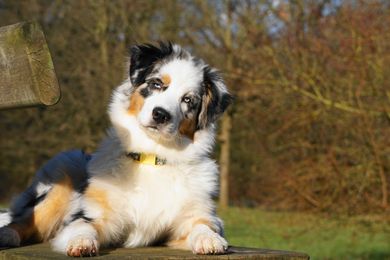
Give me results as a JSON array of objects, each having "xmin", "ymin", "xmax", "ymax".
[
  {"xmin": 127, "ymin": 152, "xmax": 167, "ymax": 166},
  {"xmin": 140, "ymin": 153, "xmax": 157, "ymax": 165}
]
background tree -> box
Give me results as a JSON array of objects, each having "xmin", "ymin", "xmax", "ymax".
[{"xmin": 0, "ymin": 0, "xmax": 388, "ymax": 214}]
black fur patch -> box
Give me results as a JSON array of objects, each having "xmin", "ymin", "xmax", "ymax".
[
  {"xmin": 197, "ymin": 67, "xmax": 233, "ymax": 129},
  {"xmin": 129, "ymin": 42, "xmax": 174, "ymax": 86},
  {"xmin": 139, "ymin": 87, "xmax": 151, "ymax": 98},
  {"xmin": 10, "ymin": 186, "xmax": 48, "ymax": 219}
]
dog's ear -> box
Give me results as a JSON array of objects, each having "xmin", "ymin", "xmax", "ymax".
[
  {"xmin": 197, "ymin": 67, "xmax": 233, "ymax": 129},
  {"xmin": 129, "ymin": 42, "xmax": 173, "ymax": 86}
]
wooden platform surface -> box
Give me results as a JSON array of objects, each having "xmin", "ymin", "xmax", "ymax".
[{"xmin": 0, "ymin": 244, "xmax": 309, "ymax": 259}]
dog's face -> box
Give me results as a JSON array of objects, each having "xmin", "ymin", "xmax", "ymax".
[{"xmin": 127, "ymin": 43, "xmax": 232, "ymax": 141}]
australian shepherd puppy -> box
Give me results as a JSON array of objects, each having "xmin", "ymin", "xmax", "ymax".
[{"xmin": 0, "ymin": 42, "xmax": 233, "ymax": 256}]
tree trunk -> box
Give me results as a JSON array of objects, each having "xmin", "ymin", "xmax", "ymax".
[
  {"xmin": 219, "ymin": 113, "xmax": 231, "ymax": 209},
  {"xmin": 219, "ymin": 0, "xmax": 233, "ymax": 209}
]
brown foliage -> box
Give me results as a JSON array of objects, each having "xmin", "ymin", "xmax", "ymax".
[
  {"xmin": 227, "ymin": 1, "xmax": 390, "ymax": 214},
  {"xmin": 0, "ymin": 0, "xmax": 388, "ymax": 214}
]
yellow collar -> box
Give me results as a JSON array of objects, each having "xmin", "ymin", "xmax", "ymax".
[{"xmin": 126, "ymin": 152, "xmax": 167, "ymax": 166}]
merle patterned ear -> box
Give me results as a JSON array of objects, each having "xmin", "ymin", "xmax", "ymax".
[
  {"xmin": 197, "ymin": 67, "xmax": 233, "ymax": 129},
  {"xmin": 129, "ymin": 42, "xmax": 174, "ymax": 86}
]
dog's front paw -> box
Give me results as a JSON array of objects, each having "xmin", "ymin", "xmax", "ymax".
[
  {"xmin": 191, "ymin": 230, "xmax": 228, "ymax": 255},
  {"xmin": 66, "ymin": 236, "xmax": 99, "ymax": 257}
]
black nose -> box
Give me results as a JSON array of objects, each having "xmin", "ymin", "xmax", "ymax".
[{"xmin": 152, "ymin": 107, "xmax": 171, "ymax": 124}]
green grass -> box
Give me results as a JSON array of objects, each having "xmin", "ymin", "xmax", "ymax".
[{"xmin": 218, "ymin": 207, "xmax": 390, "ymax": 260}]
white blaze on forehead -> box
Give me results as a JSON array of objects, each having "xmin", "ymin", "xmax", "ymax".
[
  {"xmin": 159, "ymin": 59, "xmax": 203, "ymax": 92},
  {"xmin": 137, "ymin": 58, "xmax": 204, "ymax": 135}
]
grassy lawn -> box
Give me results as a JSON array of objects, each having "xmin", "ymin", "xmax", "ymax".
[{"xmin": 218, "ymin": 207, "xmax": 390, "ymax": 259}]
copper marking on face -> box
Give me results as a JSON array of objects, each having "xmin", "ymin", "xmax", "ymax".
[
  {"xmin": 161, "ymin": 74, "xmax": 171, "ymax": 87},
  {"xmin": 179, "ymin": 117, "xmax": 197, "ymax": 140},
  {"xmin": 198, "ymin": 86, "xmax": 213, "ymax": 129},
  {"xmin": 128, "ymin": 90, "xmax": 145, "ymax": 115}
]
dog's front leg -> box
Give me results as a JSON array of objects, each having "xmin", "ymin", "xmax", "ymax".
[
  {"xmin": 169, "ymin": 221, "xmax": 228, "ymax": 255},
  {"xmin": 188, "ymin": 223, "xmax": 228, "ymax": 254},
  {"xmin": 52, "ymin": 219, "xmax": 99, "ymax": 257},
  {"xmin": 51, "ymin": 182, "xmax": 124, "ymax": 257},
  {"xmin": 169, "ymin": 218, "xmax": 228, "ymax": 255}
]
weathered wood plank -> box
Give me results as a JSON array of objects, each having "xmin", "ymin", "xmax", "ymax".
[
  {"xmin": 0, "ymin": 21, "xmax": 60, "ymax": 109},
  {"xmin": 0, "ymin": 244, "xmax": 309, "ymax": 260}
]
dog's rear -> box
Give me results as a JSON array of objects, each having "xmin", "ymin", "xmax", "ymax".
[{"xmin": 0, "ymin": 150, "xmax": 89, "ymax": 247}]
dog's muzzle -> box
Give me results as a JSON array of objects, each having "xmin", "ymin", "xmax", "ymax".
[{"xmin": 152, "ymin": 107, "xmax": 171, "ymax": 124}]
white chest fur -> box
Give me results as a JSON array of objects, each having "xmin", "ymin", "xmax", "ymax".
[
  {"xmin": 123, "ymin": 164, "xmax": 190, "ymax": 246},
  {"xmin": 85, "ymin": 125, "xmax": 220, "ymax": 248},
  {"xmin": 87, "ymin": 157, "xmax": 217, "ymax": 248}
]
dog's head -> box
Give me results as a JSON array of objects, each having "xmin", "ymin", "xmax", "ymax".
[{"xmin": 112, "ymin": 42, "xmax": 232, "ymax": 143}]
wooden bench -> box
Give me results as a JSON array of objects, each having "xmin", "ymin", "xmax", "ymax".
[
  {"xmin": 0, "ymin": 244, "xmax": 309, "ymax": 259},
  {"xmin": 0, "ymin": 21, "xmax": 60, "ymax": 109},
  {"xmin": 0, "ymin": 21, "xmax": 309, "ymax": 260}
]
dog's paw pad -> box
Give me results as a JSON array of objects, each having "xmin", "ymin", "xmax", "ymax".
[
  {"xmin": 66, "ymin": 236, "xmax": 99, "ymax": 257},
  {"xmin": 192, "ymin": 232, "xmax": 228, "ymax": 255}
]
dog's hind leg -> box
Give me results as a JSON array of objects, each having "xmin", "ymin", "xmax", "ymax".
[
  {"xmin": 0, "ymin": 211, "xmax": 20, "ymax": 247},
  {"xmin": 52, "ymin": 218, "xmax": 100, "ymax": 257},
  {"xmin": 0, "ymin": 182, "xmax": 46, "ymax": 247},
  {"xmin": 0, "ymin": 175, "xmax": 75, "ymax": 247},
  {"xmin": 52, "ymin": 182, "xmax": 126, "ymax": 257},
  {"xmin": 0, "ymin": 150, "xmax": 89, "ymax": 248},
  {"xmin": 51, "ymin": 186, "xmax": 107, "ymax": 257}
]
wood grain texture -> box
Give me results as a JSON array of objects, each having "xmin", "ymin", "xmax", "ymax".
[
  {"xmin": 0, "ymin": 21, "xmax": 60, "ymax": 109},
  {"xmin": 0, "ymin": 244, "xmax": 309, "ymax": 259}
]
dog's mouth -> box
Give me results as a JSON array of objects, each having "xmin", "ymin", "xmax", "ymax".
[
  {"xmin": 142, "ymin": 123, "xmax": 164, "ymax": 134},
  {"xmin": 143, "ymin": 123, "xmax": 163, "ymax": 131},
  {"xmin": 141, "ymin": 122, "xmax": 177, "ymax": 140},
  {"xmin": 146, "ymin": 125, "xmax": 158, "ymax": 131}
]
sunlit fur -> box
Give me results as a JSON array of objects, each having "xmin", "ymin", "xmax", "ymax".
[{"xmin": 0, "ymin": 42, "xmax": 232, "ymax": 256}]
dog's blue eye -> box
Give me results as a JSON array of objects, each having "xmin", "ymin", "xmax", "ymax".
[
  {"xmin": 183, "ymin": 97, "xmax": 192, "ymax": 104},
  {"xmin": 152, "ymin": 82, "xmax": 162, "ymax": 89}
]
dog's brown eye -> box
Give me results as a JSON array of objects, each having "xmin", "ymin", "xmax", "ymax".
[{"xmin": 183, "ymin": 97, "xmax": 192, "ymax": 104}]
